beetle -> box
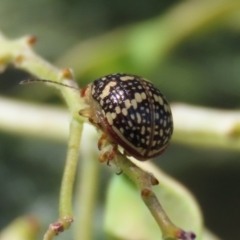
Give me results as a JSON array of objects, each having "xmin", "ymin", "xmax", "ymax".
[
  {"xmin": 79, "ymin": 73, "xmax": 173, "ymax": 162},
  {"xmin": 21, "ymin": 73, "xmax": 173, "ymax": 163}
]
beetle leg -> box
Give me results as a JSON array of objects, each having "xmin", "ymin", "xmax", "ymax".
[
  {"xmin": 98, "ymin": 149, "xmax": 109, "ymax": 163},
  {"xmin": 98, "ymin": 133, "xmax": 108, "ymax": 150},
  {"xmin": 98, "ymin": 143, "xmax": 118, "ymax": 165},
  {"xmin": 79, "ymin": 107, "xmax": 92, "ymax": 118},
  {"xmin": 107, "ymin": 144, "xmax": 118, "ymax": 165},
  {"xmin": 79, "ymin": 108, "xmax": 99, "ymax": 125},
  {"xmin": 116, "ymin": 169, "xmax": 123, "ymax": 175}
]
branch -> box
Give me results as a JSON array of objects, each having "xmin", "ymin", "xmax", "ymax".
[
  {"xmin": 115, "ymin": 153, "xmax": 196, "ymax": 240},
  {"xmin": 0, "ymin": 32, "xmax": 88, "ymax": 239},
  {"xmin": 172, "ymin": 103, "xmax": 240, "ymax": 150},
  {"xmin": 1, "ymin": 97, "xmax": 240, "ymax": 151}
]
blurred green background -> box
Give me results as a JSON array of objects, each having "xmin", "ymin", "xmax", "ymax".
[{"xmin": 0, "ymin": 0, "xmax": 240, "ymax": 239}]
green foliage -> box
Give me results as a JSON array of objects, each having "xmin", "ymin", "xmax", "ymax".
[
  {"xmin": 0, "ymin": 0, "xmax": 240, "ymax": 240},
  {"xmin": 105, "ymin": 168, "xmax": 202, "ymax": 240}
]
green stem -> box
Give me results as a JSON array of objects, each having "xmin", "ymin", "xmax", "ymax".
[
  {"xmin": 75, "ymin": 126, "xmax": 100, "ymax": 240},
  {"xmin": 0, "ymin": 32, "xmax": 91, "ymax": 240},
  {"xmin": 59, "ymin": 119, "xmax": 83, "ymax": 220},
  {"xmin": 0, "ymin": 33, "xmax": 84, "ymax": 119},
  {"xmin": 115, "ymin": 154, "xmax": 195, "ymax": 240},
  {"xmin": 43, "ymin": 119, "xmax": 83, "ymax": 240}
]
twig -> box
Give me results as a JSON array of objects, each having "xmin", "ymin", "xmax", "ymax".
[
  {"xmin": 74, "ymin": 124, "xmax": 100, "ymax": 240},
  {"xmin": 115, "ymin": 153, "xmax": 196, "ymax": 240},
  {"xmin": 172, "ymin": 103, "xmax": 240, "ymax": 150},
  {"xmin": 43, "ymin": 120, "xmax": 83, "ymax": 240},
  {"xmin": 0, "ymin": 32, "xmax": 88, "ymax": 239}
]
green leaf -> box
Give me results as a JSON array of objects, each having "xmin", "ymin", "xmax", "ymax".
[
  {"xmin": 105, "ymin": 161, "xmax": 203, "ymax": 240},
  {"xmin": 0, "ymin": 216, "xmax": 39, "ymax": 240}
]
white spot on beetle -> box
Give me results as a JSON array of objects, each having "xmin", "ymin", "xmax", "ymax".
[
  {"xmin": 135, "ymin": 92, "xmax": 142, "ymax": 102},
  {"xmin": 120, "ymin": 76, "xmax": 135, "ymax": 81},
  {"xmin": 131, "ymin": 99, "xmax": 137, "ymax": 109},
  {"xmin": 115, "ymin": 106, "xmax": 121, "ymax": 114},
  {"xmin": 163, "ymin": 137, "xmax": 169, "ymax": 144},
  {"xmin": 141, "ymin": 92, "xmax": 147, "ymax": 100},
  {"xmin": 154, "ymin": 94, "xmax": 158, "ymax": 102},
  {"xmin": 158, "ymin": 96, "xmax": 163, "ymax": 105},
  {"xmin": 136, "ymin": 113, "xmax": 141, "ymax": 124},
  {"xmin": 122, "ymin": 108, "xmax": 128, "ymax": 116},
  {"xmin": 141, "ymin": 126, "xmax": 146, "ymax": 135},
  {"xmin": 100, "ymin": 82, "xmax": 117, "ymax": 99},
  {"xmin": 128, "ymin": 121, "xmax": 133, "ymax": 127},
  {"xmin": 111, "ymin": 112, "xmax": 117, "ymax": 119},
  {"xmin": 163, "ymin": 120, "xmax": 167, "ymax": 127},
  {"xmin": 125, "ymin": 99, "xmax": 131, "ymax": 109},
  {"xmin": 164, "ymin": 104, "xmax": 168, "ymax": 112},
  {"xmin": 160, "ymin": 129, "xmax": 163, "ymax": 137},
  {"xmin": 165, "ymin": 128, "xmax": 171, "ymax": 134}
]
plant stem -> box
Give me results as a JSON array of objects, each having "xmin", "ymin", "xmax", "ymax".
[
  {"xmin": 59, "ymin": 119, "xmax": 83, "ymax": 219},
  {"xmin": 115, "ymin": 153, "xmax": 196, "ymax": 240},
  {"xmin": 75, "ymin": 124, "xmax": 100, "ymax": 240},
  {"xmin": 0, "ymin": 32, "xmax": 84, "ymax": 119},
  {"xmin": 43, "ymin": 119, "xmax": 83, "ymax": 240},
  {"xmin": 0, "ymin": 32, "xmax": 90, "ymax": 239}
]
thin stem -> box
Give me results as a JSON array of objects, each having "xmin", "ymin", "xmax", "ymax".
[
  {"xmin": 75, "ymin": 161, "xmax": 99, "ymax": 240},
  {"xmin": 115, "ymin": 153, "xmax": 196, "ymax": 240},
  {"xmin": 141, "ymin": 189, "xmax": 179, "ymax": 239},
  {"xmin": 0, "ymin": 32, "xmax": 88, "ymax": 239},
  {"xmin": 172, "ymin": 103, "xmax": 240, "ymax": 149},
  {"xmin": 2, "ymin": 98, "xmax": 240, "ymax": 151},
  {"xmin": 0, "ymin": 33, "xmax": 84, "ymax": 118},
  {"xmin": 59, "ymin": 119, "xmax": 83, "ymax": 219},
  {"xmin": 43, "ymin": 119, "xmax": 83, "ymax": 240},
  {"xmin": 75, "ymin": 124, "xmax": 100, "ymax": 240}
]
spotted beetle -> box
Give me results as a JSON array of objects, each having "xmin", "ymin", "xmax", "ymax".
[{"xmin": 79, "ymin": 73, "xmax": 173, "ymax": 162}]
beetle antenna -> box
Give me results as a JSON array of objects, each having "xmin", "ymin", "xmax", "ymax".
[{"xmin": 19, "ymin": 79, "xmax": 79, "ymax": 90}]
